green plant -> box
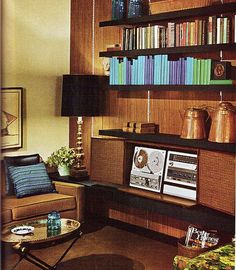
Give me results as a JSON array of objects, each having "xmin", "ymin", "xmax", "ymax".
[{"xmin": 46, "ymin": 146, "xmax": 76, "ymax": 168}]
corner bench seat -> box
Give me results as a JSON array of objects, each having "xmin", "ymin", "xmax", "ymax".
[
  {"xmin": 1, "ymin": 180, "xmax": 85, "ymax": 225},
  {"xmin": 2, "ymin": 193, "xmax": 76, "ymax": 222}
]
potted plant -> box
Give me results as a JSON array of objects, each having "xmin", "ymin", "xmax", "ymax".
[{"xmin": 46, "ymin": 146, "xmax": 76, "ymax": 176}]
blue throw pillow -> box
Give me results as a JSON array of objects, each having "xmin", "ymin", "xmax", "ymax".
[{"xmin": 8, "ymin": 163, "xmax": 56, "ymax": 198}]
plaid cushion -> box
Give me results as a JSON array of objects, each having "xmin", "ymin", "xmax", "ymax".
[{"xmin": 8, "ymin": 163, "xmax": 56, "ymax": 198}]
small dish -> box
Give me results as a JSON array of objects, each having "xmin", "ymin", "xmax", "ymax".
[{"xmin": 11, "ymin": 226, "xmax": 34, "ymax": 235}]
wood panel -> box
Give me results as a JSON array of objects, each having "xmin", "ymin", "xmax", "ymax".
[{"xmin": 198, "ymin": 150, "xmax": 235, "ymax": 215}]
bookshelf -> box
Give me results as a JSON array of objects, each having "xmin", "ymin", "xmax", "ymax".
[
  {"xmin": 99, "ymin": 2, "xmax": 236, "ymax": 90},
  {"xmin": 108, "ymin": 84, "xmax": 236, "ymax": 92},
  {"xmin": 99, "ymin": 44, "xmax": 236, "ymax": 58},
  {"xmin": 99, "ymin": 2, "xmax": 236, "ymax": 27}
]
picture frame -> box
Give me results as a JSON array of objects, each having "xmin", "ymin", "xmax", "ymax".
[{"xmin": 1, "ymin": 87, "xmax": 23, "ymax": 149}]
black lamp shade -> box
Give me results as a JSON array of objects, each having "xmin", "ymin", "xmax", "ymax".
[{"xmin": 61, "ymin": 75, "xmax": 107, "ymax": 117}]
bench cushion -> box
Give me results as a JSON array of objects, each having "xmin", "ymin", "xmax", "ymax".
[{"xmin": 2, "ymin": 193, "xmax": 76, "ymax": 221}]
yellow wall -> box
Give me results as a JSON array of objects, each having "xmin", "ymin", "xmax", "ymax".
[{"xmin": 1, "ymin": 0, "xmax": 71, "ymax": 160}]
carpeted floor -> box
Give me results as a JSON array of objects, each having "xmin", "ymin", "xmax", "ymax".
[{"xmin": 2, "ymin": 221, "xmax": 177, "ymax": 270}]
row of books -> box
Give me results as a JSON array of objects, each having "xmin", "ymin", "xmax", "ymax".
[
  {"xmin": 109, "ymin": 55, "xmax": 212, "ymax": 85},
  {"xmin": 122, "ymin": 15, "xmax": 232, "ymax": 50}
]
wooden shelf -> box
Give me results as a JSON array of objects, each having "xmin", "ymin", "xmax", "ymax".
[
  {"xmin": 99, "ymin": 129, "xmax": 236, "ymax": 153},
  {"xmin": 108, "ymin": 84, "xmax": 236, "ymax": 92},
  {"xmin": 99, "ymin": 3, "xmax": 236, "ymax": 27},
  {"xmin": 100, "ymin": 44, "xmax": 236, "ymax": 58},
  {"xmin": 118, "ymin": 186, "xmax": 196, "ymax": 207}
]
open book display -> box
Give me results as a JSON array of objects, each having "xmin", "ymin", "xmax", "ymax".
[{"xmin": 185, "ymin": 225, "xmax": 219, "ymax": 249}]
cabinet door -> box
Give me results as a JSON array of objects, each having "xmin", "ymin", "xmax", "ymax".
[{"xmin": 198, "ymin": 150, "xmax": 235, "ymax": 215}]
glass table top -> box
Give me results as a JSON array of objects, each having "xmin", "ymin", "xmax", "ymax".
[{"xmin": 2, "ymin": 218, "xmax": 80, "ymax": 244}]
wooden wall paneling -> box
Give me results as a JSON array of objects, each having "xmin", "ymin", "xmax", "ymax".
[
  {"xmin": 93, "ymin": 0, "xmax": 122, "ymax": 135},
  {"xmin": 70, "ymin": 0, "xmax": 93, "ymax": 74},
  {"xmin": 70, "ymin": 0, "xmax": 94, "ymax": 171},
  {"xmin": 198, "ymin": 150, "xmax": 235, "ymax": 215},
  {"xmin": 108, "ymin": 202, "xmax": 148, "ymax": 228},
  {"xmin": 147, "ymin": 211, "xmax": 192, "ymax": 238}
]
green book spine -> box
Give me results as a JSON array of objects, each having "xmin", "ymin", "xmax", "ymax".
[
  {"xmin": 209, "ymin": 80, "xmax": 233, "ymax": 85},
  {"xmin": 200, "ymin": 59, "xmax": 205, "ymax": 85},
  {"xmin": 197, "ymin": 59, "xmax": 201, "ymax": 85},
  {"xmin": 193, "ymin": 59, "xmax": 197, "ymax": 84}
]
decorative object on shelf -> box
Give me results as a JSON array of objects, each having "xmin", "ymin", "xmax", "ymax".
[
  {"xmin": 122, "ymin": 121, "xmax": 159, "ymax": 133},
  {"xmin": 180, "ymin": 107, "xmax": 209, "ymax": 140},
  {"xmin": 47, "ymin": 211, "xmax": 61, "ymax": 231},
  {"xmin": 1, "ymin": 87, "xmax": 23, "ymax": 150},
  {"xmin": 208, "ymin": 101, "xmax": 236, "ymax": 143},
  {"xmin": 61, "ymin": 74, "xmax": 107, "ymax": 177},
  {"xmin": 102, "ymin": 57, "xmax": 110, "ymax": 76},
  {"xmin": 112, "ymin": 0, "xmax": 126, "ymax": 20},
  {"xmin": 128, "ymin": 0, "xmax": 146, "ymax": 18},
  {"xmin": 211, "ymin": 61, "xmax": 231, "ymax": 80},
  {"xmin": 46, "ymin": 146, "xmax": 76, "ymax": 176},
  {"xmin": 149, "ymin": 0, "xmax": 212, "ymax": 15}
]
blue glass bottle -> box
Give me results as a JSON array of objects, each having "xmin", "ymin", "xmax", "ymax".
[
  {"xmin": 47, "ymin": 211, "xmax": 61, "ymax": 231},
  {"xmin": 128, "ymin": 0, "xmax": 143, "ymax": 18},
  {"xmin": 112, "ymin": 0, "xmax": 125, "ymax": 20}
]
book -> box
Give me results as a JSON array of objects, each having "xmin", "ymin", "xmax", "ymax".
[
  {"xmin": 209, "ymin": 79, "xmax": 235, "ymax": 85},
  {"xmin": 135, "ymin": 127, "xmax": 158, "ymax": 134}
]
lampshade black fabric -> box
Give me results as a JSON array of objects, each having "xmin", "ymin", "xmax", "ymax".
[{"xmin": 61, "ymin": 75, "xmax": 107, "ymax": 116}]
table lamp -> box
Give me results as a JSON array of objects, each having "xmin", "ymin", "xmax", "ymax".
[{"xmin": 61, "ymin": 74, "xmax": 107, "ymax": 177}]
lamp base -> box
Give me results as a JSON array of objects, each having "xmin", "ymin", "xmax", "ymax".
[{"xmin": 70, "ymin": 167, "xmax": 88, "ymax": 178}]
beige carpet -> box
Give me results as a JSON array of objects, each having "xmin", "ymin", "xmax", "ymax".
[{"xmin": 2, "ymin": 223, "xmax": 177, "ymax": 270}]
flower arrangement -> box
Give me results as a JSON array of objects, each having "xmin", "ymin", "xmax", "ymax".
[{"xmin": 46, "ymin": 146, "xmax": 76, "ymax": 168}]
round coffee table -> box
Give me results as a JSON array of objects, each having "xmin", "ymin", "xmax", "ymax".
[{"xmin": 2, "ymin": 218, "xmax": 81, "ymax": 270}]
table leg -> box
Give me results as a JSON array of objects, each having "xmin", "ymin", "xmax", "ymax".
[{"xmin": 12, "ymin": 231, "xmax": 82, "ymax": 270}]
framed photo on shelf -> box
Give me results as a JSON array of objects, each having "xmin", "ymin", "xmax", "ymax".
[{"xmin": 1, "ymin": 87, "xmax": 23, "ymax": 149}]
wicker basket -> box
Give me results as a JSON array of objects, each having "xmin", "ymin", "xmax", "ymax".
[
  {"xmin": 178, "ymin": 237, "xmax": 215, "ymax": 258},
  {"xmin": 149, "ymin": 0, "xmax": 213, "ymax": 14}
]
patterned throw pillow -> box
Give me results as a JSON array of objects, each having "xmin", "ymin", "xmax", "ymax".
[
  {"xmin": 4, "ymin": 154, "xmax": 41, "ymax": 195},
  {"xmin": 8, "ymin": 163, "xmax": 56, "ymax": 198}
]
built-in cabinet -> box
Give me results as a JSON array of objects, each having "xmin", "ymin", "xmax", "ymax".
[{"xmin": 70, "ymin": 0, "xmax": 235, "ymax": 238}]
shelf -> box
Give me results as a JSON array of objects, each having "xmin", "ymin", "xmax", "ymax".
[
  {"xmin": 99, "ymin": 129, "xmax": 236, "ymax": 153},
  {"xmin": 99, "ymin": 3, "xmax": 236, "ymax": 27},
  {"xmin": 87, "ymin": 184, "xmax": 235, "ymax": 233},
  {"xmin": 108, "ymin": 84, "xmax": 236, "ymax": 92},
  {"xmin": 118, "ymin": 186, "xmax": 196, "ymax": 207},
  {"xmin": 100, "ymin": 44, "xmax": 236, "ymax": 58}
]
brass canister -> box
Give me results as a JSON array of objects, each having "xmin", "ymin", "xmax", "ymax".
[
  {"xmin": 180, "ymin": 108, "xmax": 208, "ymax": 139},
  {"xmin": 208, "ymin": 102, "xmax": 236, "ymax": 143}
]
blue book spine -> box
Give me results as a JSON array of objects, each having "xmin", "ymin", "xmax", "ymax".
[
  {"xmin": 150, "ymin": 56, "xmax": 154, "ymax": 85},
  {"xmin": 154, "ymin": 55, "xmax": 158, "ymax": 84},
  {"xmin": 157, "ymin": 55, "xmax": 162, "ymax": 84},
  {"xmin": 110, "ymin": 58, "xmax": 113, "ymax": 85}
]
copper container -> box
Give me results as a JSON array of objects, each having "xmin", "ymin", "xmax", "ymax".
[
  {"xmin": 208, "ymin": 102, "xmax": 236, "ymax": 143},
  {"xmin": 180, "ymin": 108, "xmax": 208, "ymax": 139}
]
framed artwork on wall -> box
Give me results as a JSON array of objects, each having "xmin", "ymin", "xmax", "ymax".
[{"xmin": 1, "ymin": 87, "xmax": 23, "ymax": 149}]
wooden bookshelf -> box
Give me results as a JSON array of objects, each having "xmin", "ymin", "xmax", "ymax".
[
  {"xmin": 108, "ymin": 84, "xmax": 236, "ymax": 92},
  {"xmin": 99, "ymin": 129, "xmax": 236, "ymax": 153},
  {"xmin": 99, "ymin": 2, "xmax": 236, "ymax": 27},
  {"xmin": 100, "ymin": 44, "xmax": 236, "ymax": 58}
]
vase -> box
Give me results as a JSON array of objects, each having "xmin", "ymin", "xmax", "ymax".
[
  {"xmin": 57, "ymin": 165, "xmax": 70, "ymax": 176},
  {"xmin": 112, "ymin": 0, "xmax": 125, "ymax": 20}
]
